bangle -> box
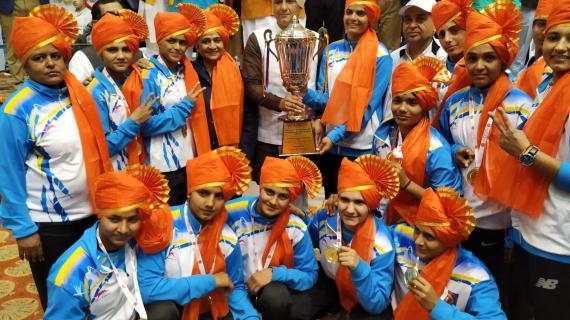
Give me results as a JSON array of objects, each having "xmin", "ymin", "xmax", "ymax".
[{"xmin": 401, "ymin": 179, "xmax": 412, "ymax": 190}]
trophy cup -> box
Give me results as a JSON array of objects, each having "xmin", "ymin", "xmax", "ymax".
[{"xmin": 265, "ymin": 16, "xmax": 323, "ymax": 156}]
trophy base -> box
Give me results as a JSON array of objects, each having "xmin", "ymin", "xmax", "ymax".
[{"xmin": 280, "ymin": 119, "xmax": 319, "ymax": 156}]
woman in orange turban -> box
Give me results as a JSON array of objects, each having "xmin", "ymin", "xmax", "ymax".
[
  {"xmin": 373, "ymin": 56, "xmax": 462, "ymax": 226},
  {"xmin": 125, "ymin": 4, "xmax": 207, "ymax": 207},
  {"xmin": 485, "ymin": 1, "xmax": 570, "ymax": 317},
  {"xmin": 190, "ymin": 4, "xmax": 244, "ymax": 154},
  {"xmin": 515, "ymin": 0, "xmax": 553, "ymax": 99},
  {"xmin": 137, "ymin": 147, "xmax": 258, "ymax": 320},
  {"xmin": 0, "ymin": 4, "xmax": 112, "ymax": 309},
  {"xmin": 392, "ymin": 187, "xmax": 506, "ymax": 320},
  {"xmin": 304, "ymin": 155, "xmax": 399, "ymax": 318},
  {"xmin": 430, "ymin": 0, "xmax": 473, "ymax": 127},
  {"xmin": 303, "ymin": 0, "xmax": 392, "ymax": 197},
  {"xmin": 45, "ymin": 165, "xmax": 173, "ymax": 319},
  {"xmin": 436, "ymin": 0, "xmax": 533, "ymax": 291},
  {"xmin": 225, "ymin": 156, "xmax": 322, "ymax": 319},
  {"xmin": 89, "ymin": 10, "xmax": 158, "ymax": 171}
]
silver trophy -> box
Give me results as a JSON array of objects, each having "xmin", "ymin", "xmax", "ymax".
[{"xmin": 264, "ymin": 16, "xmax": 326, "ymax": 155}]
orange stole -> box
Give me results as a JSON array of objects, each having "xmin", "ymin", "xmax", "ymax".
[
  {"xmin": 472, "ymin": 74, "xmax": 513, "ymax": 197},
  {"xmin": 210, "ymin": 52, "xmax": 244, "ymax": 147},
  {"xmin": 182, "ymin": 210, "xmax": 230, "ymax": 320},
  {"xmin": 121, "ymin": 64, "xmax": 147, "ymax": 165},
  {"xmin": 394, "ymin": 248, "xmax": 457, "ymax": 320},
  {"xmin": 481, "ymin": 71, "xmax": 570, "ymax": 217},
  {"xmin": 336, "ymin": 213, "xmax": 375, "ymax": 312},
  {"xmin": 182, "ymin": 57, "xmax": 211, "ymax": 155},
  {"xmin": 516, "ymin": 58, "xmax": 547, "ymax": 99},
  {"xmin": 64, "ymin": 71, "xmax": 113, "ymax": 209},
  {"xmin": 388, "ymin": 117, "xmax": 431, "ymax": 225},
  {"xmin": 263, "ymin": 211, "xmax": 295, "ymax": 268}
]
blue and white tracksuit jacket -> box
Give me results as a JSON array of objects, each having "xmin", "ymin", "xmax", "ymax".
[
  {"xmin": 225, "ymin": 196, "xmax": 318, "ymax": 291},
  {"xmin": 137, "ymin": 202, "xmax": 259, "ymax": 319},
  {"xmin": 307, "ymin": 209, "xmax": 395, "ymax": 314},
  {"xmin": 303, "ymin": 37, "xmax": 393, "ymax": 157},
  {"xmin": 391, "ymin": 223, "xmax": 507, "ymax": 319}
]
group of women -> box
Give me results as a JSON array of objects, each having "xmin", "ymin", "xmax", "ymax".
[{"xmin": 0, "ymin": 0, "xmax": 569, "ymax": 318}]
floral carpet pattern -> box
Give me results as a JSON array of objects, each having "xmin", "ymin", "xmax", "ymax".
[{"xmin": 0, "ymin": 228, "xmax": 42, "ymax": 320}]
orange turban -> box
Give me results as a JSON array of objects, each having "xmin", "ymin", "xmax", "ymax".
[
  {"xmin": 336, "ymin": 155, "xmax": 398, "ymax": 311},
  {"xmin": 11, "ymin": 4, "xmax": 78, "ymax": 62},
  {"xmin": 535, "ymin": 0, "xmax": 553, "ymax": 21},
  {"xmin": 186, "ymin": 147, "xmax": 251, "ymax": 200},
  {"xmin": 391, "ymin": 57, "xmax": 448, "ymax": 112},
  {"xmin": 337, "ymin": 156, "xmax": 399, "ymax": 210},
  {"xmin": 464, "ymin": 0, "xmax": 521, "ymax": 68},
  {"xmin": 155, "ymin": 4, "xmax": 206, "ymax": 44},
  {"xmin": 92, "ymin": 10, "xmax": 148, "ymax": 54},
  {"xmin": 95, "ymin": 166, "xmax": 173, "ymax": 254},
  {"xmin": 432, "ymin": 0, "xmax": 472, "ymax": 32},
  {"xmin": 394, "ymin": 187, "xmax": 474, "ymax": 320},
  {"xmin": 260, "ymin": 156, "xmax": 322, "ymax": 201},
  {"xmin": 345, "ymin": 0, "xmax": 381, "ymax": 26},
  {"xmin": 415, "ymin": 187, "xmax": 475, "ymax": 247},
  {"xmin": 545, "ymin": 0, "xmax": 570, "ymax": 33},
  {"xmin": 200, "ymin": 4, "xmax": 240, "ymax": 48}
]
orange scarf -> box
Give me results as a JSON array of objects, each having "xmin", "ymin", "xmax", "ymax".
[
  {"xmin": 263, "ymin": 210, "xmax": 295, "ymax": 268},
  {"xmin": 182, "ymin": 210, "xmax": 230, "ymax": 319},
  {"xmin": 209, "ymin": 52, "xmax": 244, "ymax": 148},
  {"xmin": 516, "ymin": 57, "xmax": 547, "ymax": 99},
  {"xmin": 182, "ymin": 58, "xmax": 211, "ymax": 155},
  {"xmin": 394, "ymin": 248, "xmax": 457, "ymax": 320},
  {"xmin": 432, "ymin": 60, "xmax": 471, "ymax": 128},
  {"xmin": 120, "ymin": 65, "xmax": 146, "ymax": 165},
  {"xmin": 64, "ymin": 71, "xmax": 113, "ymax": 209},
  {"xmin": 472, "ymin": 74, "xmax": 514, "ymax": 197},
  {"xmin": 336, "ymin": 213, "xmax": 375, "ymax": 312},
  {"xmin": 388, "ymin": 117, "xmax": 431, "ymax": 225},
  {"xmin": 482, "ymin": 72, "xmax": 570, "ymax": 217},
  {"xmin": 321, "ymin": 28, "xmax": 378, "ymax": 132}
]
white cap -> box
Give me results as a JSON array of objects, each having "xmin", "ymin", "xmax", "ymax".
[{"xmin": 399, "ymin": 0, "xmax": 436, "ymax": 15}]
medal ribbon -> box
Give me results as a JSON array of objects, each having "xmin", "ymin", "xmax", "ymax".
[
  {"xmin": 468, "ymin": 95, "xmax": 495, "ymax": 168},
  {"xmin": 96, "ymin": 228, "xmax": 147, "ymax": 320},
  {"xmin": 182, "ymin": 205, "xmax": 217, "ymax": 275},
  {"xmin": 250, "ymin": 201, "xmax": 277, "ymax": 271}
]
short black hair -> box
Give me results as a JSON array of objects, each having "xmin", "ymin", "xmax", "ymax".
[{"xmin": 91, "ymin": 0, "xmax": 124, "ymax": 21}]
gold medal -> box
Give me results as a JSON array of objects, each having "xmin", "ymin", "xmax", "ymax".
[
  {"xmin": 467, "ymin": 167, "xmax": 479, "ymax": 185},
  {"xmin": 324, "ymin": 246, "xmax": 339, "ymax": 264}
]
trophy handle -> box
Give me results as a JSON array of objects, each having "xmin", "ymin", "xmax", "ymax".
[
  {"xmin": 264, "ymin": 29, "xmax": 279, "ymax": 60},
  {"xmin": 316, "ymin": 27, "xmax": 329, "ymax": 59}
]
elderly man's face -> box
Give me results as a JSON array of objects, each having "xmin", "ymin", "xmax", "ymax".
[
  {"xmin": 402, "ymin": 6, "xmax": 435, "ymax": 46},
  {"xmin": 273, "ymin": 0, "xmax": 302, "ymax": 30}
]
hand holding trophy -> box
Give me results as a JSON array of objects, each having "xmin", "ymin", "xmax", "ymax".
[{"xmin": 266, "ymin": 16, "xmax": 326, "ymax": 155}]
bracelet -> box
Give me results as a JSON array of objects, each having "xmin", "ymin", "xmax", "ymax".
[{"xmin": 401, "ymin": 179, "xmax": 412, "ymax": 190}]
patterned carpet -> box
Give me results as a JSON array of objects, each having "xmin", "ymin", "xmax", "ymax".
[{"xmin": 0, "ymin": 228, "xmax": 43, "ymax": 320}]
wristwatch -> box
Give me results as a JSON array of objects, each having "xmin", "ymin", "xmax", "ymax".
[{"xmin": 519, "ymin": 145, "xmax": 539, "ymax": 166}]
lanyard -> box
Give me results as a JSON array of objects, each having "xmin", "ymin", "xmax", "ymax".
[
  {"xmin": 249, "ymin": 201, "xmax": 277, "ymax": 272},
  {"xmin": 182, "ymin": 204, "xmax": 217, "ymax": 275},
  {"xmin": 96, "ymin": 228, "xmax": 147, "ymax": 320},
  {"xmin": 468, "ymin": 95, "xmax": 494, "ymax": 168}
]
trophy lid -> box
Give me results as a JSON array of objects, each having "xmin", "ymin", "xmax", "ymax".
[{"xmin": 276, "ymin": 15, "xmax": 316, "ymax": 40}]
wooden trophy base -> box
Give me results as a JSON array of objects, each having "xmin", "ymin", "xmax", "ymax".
[{"xmin": 279, "ymin": 119, "xmax": 319, "ymax": 156}]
